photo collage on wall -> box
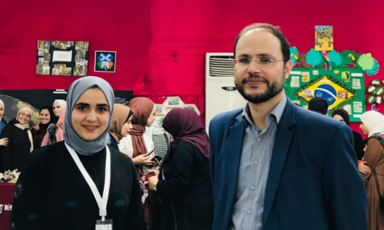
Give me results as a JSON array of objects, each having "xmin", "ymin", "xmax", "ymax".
[
  {"xmin": 36, "ymin": 40, "xmax": 89, "ymax": 76},
  {"xmin": 155, "ymin": 96, "xmax": 201, "ymax": 121}
]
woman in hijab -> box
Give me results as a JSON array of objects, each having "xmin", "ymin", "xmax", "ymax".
[
  {"xmin": 358, "ymin": 110, "xmax": 384, "ymax": 230},
  {"xmin": 0, "ymin": 107, "xmax": 33, "ymax": 172},
  {"xmin": 31, "ymin": 106, "xmax": 55, "ymax": 149},
  {"xmin": 11, "ymin": 76, "xmax": 147, "ymax": 230},
  {"xmin": 0, "ymin": 99, "xmax": 8, "ymax": 147},
  {"xmin": 119, "ymin": 97, "xmax": 157, "ymax": 172},
  {"xmin": 41, "ymin": 106, "xmax": 66, "ymax": 147},
  {"xmin": 109, "ymin": 104, "xmax": 133, "ymax": 150},
  {"xmin": 118, "ymin": 97, "xmax": 158, "ymax": 229},
  {"xmin": 147, "ymin": 108, "xmax": 214, "ymax": 230},
  {"xmin": 332, "ymin": 109, "xmax": 365, "ymax": 160},
  {"xmin": 52, "ymin": 99, "xmax": 66, "ymax": 118}
]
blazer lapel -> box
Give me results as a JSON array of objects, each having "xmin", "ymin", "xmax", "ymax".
[
  {"xmin": 262, "ymin": 100, "xmax": 296, "ymax": 227},
  {"xmin": 225, "ymin": 115, "xmax": 245, "ymax": 213}
]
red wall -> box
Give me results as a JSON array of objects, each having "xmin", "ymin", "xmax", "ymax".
[{"xmin": 1, "ymin": 0, "xmax": 384, "ymax": 136}]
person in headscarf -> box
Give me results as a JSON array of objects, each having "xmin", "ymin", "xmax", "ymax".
[
  {"xmin": 332, "ymin": 109, "xmax": 365, "ymax": 160},
  {"xmin": 52, "ymin": 99, "xmax": 66, "ymax": 118},
  {"xmin": 119, "ymin": 97, "xmax": 157, "ymax": 172},
  {"xmin": 31, "ymin": 106, "xmax": 55, "ymax": 149},
  {"xmin": 11, "ymin": 76, "xmax": 147, "ymax": 230},
  {"xmin": 358, "ymin": 110, "xmax": 384, "ymax": 230},
  {"xmin": 0, "ymin": 99, "xmax": 8, "ymax": 147},
  {"xmin": 118, "ymin": 97, "xmax": 158, "ymax": 229},
  {"xmin": 0, "ymin": 107, "xmax": 33, "ymax": 172},
  {"xmin": 41, "ymin": 106, "xmax": 66, "ymax": 147},
  {"xmin": 147, "ymin": 108, "xmax": 214, "ymax": 230},
  {"xmin": 108, "ymin": 104, "xmax": 133, "ymax": 150}
]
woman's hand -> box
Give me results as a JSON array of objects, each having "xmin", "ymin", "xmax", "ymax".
[
  {"xmin": 152, "ymin": 158, "xmax": 161, "ymax": 167},
  {"xmin": 32, "ymin": 124, "xmax": 40, "ymax": 130},
  {"xmin": 0, "ymin": 138, "xmax": 9, "ymax": 146},
  {"xmin": 148, "ymin": 176, "xmax": 159, "ymax": 191},
  {"xmin": 358, "ymin": 161, "xmax": 371, "ymax": 174},
  {"xmin": 132, "ymin": 153, "xmax": 153, "ymax": 166}
]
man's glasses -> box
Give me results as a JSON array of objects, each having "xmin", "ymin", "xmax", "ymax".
[{"xmin": 234, "ymin": 56, "xmax": 284, "ymax": 68}]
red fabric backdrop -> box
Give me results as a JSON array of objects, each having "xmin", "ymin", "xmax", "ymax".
[{"xmin": 1, "ymin": 0, "xmax": 384, "ymax": 136}]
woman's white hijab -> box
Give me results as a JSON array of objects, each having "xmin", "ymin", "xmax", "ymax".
[
  {"xmin": 63, "ymin": 76, "xmax": 114, "ymax": 155},
  {"xmin": 360, "ymin": 110, "xmax": 384, "ymax": 137},
  {"xmin": 0, "ymin": 99, "xmax": 4, "ymax": 111},
  {"xmin": 53, "ymin": 99, "xmax": 67, "ymax": 108},
  {"xmin": 15, "ymin": 107, "xmax": 34, "ymax": 152}
]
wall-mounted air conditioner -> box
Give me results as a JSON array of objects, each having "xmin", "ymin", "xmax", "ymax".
[{"xmin": 205, "ymin": 53, "xmax": 246, "ymax": 132}]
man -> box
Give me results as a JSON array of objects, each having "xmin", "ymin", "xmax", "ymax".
[
  {"xmin": 209, "ymin": 23, "xmax": 367, "ymax": 230},
  {"xmin": 308, "ymin": 97, "xmax": 329, "ymax": 115}
]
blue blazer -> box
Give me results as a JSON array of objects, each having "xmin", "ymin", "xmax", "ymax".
[{"xmin": 209, "ymin": 99, "xmax": 367, "ymax": 230}]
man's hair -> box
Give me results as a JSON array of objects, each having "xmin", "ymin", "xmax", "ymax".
[
  {"xmin": 233, "ymin": 23, "xmax": 290, "ymax": 63},
  {"xmin": 308, "ymin": 97, "xmax": 329, "ymax": 115}
]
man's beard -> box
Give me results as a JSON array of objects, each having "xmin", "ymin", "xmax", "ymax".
[{"xmin": 235, "ymin": 71, "xmax": 286, "ymax": 104}]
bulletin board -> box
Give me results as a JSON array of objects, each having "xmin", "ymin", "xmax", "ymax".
[
  {"xmin": 285, "ymin": 68, "xmax": 365, "ymax": 122},
  {"xmin": 36, "ymin": 40, "xmax": 89, "ymax": 76},
  {"xmin": 285, "ymin": 25, "xmax": 380, "ymax": 122}
]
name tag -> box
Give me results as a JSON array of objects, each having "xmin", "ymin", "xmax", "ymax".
[{"xmin": 96, "ymin": 219, "xmax": 113, "ymax": 230}]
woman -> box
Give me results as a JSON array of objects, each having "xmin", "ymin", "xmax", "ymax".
[
  {"xmin": 0, "ymin": 107, "xmax": 33, "ymax": 172},
  {"xmin": 358, "ymin": 110, "xmax": 384, "ymax": 230},
  {"xmin": 11, "ymin": 76, "xmax": 147, "ymax": 229},
  {"xmin": 41, "ymin": 106, "xmax": 66, "ymax": 146},
  {"xmin": 332, "ymin": 109, "xmax": 365, "ymax": 160},
  {"xmin": 53, "ymin": 99, "xmax": 66, "ymax": 118},
  {"xmin": 148, "ymin": 108, "xmax": 214, "ymax": 230},
  {"xmin": 109, "ymin": 104, "xmax": 133, "ymax": 150},
  {"xmin": 119, "ymin": 97, "xmax": 158, "ymax": 229},
  {"xmin": 0, "ymin": 99, "xmax": 8, "ymax": 147},
  {"xmin": 119, "ymin": 97, "xmax": 157, "ymax": 171},
  {"xmin": 31, "ymin": 106, "xmax": 55, "ymax": 149}
]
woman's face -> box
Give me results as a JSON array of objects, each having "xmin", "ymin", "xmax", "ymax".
[
  {"xmin": 120, "ymin": 116, "xmax": 133, "ymax": 137},
  {"xmin": 53, "ymin": 102, "xmax": 62, "ymax": 117},
  {"xmin": 360, "ymin": 123, "xmax": 369, "ymax": 135},
  {"xmin": 0, "ymin": 104, "xmax": 4, "ymax": 120},
  {"xmin": 17, "ymin": 110, "xmax": 31, "ymax": 125},
  {"xmin": 71, "ymin": 88, "xmax": 110, "ymax": 141},
  {"xmin": 39, "ymin": 109, "xmax": 51, "ymax": 124},
  {"xmin": 146, "ymin": 108, "xmax": 156, "ymax": 127},
  {"xmin": 332, "ymin": 114, "xmax": 345, "ymax": 123}
]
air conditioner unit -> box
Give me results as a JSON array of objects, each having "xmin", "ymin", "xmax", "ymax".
[{"xmin": 205, "ymin": 53, "xmax": 247, "ymax": 132}]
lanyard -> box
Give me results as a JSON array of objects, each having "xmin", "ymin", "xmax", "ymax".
[{"xmin": 65, "ymin": 143, "xmax": 111, "ymax": 222}]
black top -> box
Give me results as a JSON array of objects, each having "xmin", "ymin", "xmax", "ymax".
[
  {"xmin": 0, "ymin": 119, "xmax": 31, "ymax": 172},
  {"xmin": 156, "ymin": 141, "xmax": 213, "ymax": 230},
  {"xmin": 353, "ymin": 131, "xmax": 365, "ymax": 160},
  {"xmin": 11, "ymin": 141, "xmax": 147, "ymax": 230}
]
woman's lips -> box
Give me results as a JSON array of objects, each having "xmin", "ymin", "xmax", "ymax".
[{"xmin": 82, "ymin": 125, "xmax": 98, "ymax": 131}]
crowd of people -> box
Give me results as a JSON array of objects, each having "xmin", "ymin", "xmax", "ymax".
[{"xmin": 0, "ymin": 22, "xmax": 382, "ymax": 230}]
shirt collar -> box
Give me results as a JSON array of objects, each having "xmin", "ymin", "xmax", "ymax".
[{"xmin": 242, "ymin": 96, "xmax": 287, "ymax": 126}]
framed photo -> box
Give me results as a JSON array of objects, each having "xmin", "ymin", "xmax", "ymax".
[
  {"xmin": 183, "ymin": 104, "xmax": 200, "ymax": 116},
  {"xmin": 163, "ymin": 96, "xmax": 184, "ymax": 108},
  {"xmin": 155, "ymin": 104, "xmax": 167, "ymax": 116},
  {"xmin": 94, "ymin": 51, "xmax": 116, "ymax": 73}
]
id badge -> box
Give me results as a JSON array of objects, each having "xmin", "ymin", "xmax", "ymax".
[{"xmin": 96, "ymin": 219, "xmax": 113, "ymax": 230}]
